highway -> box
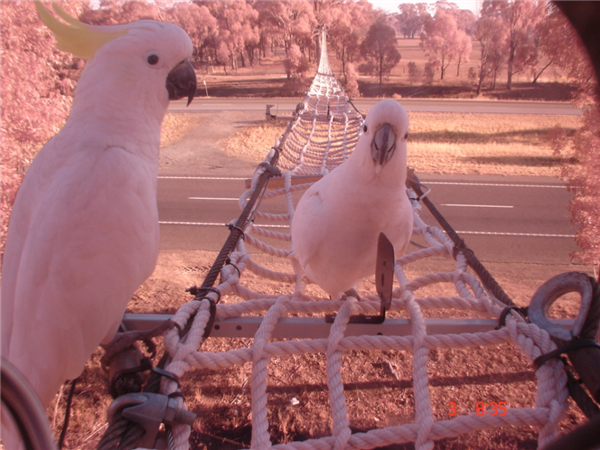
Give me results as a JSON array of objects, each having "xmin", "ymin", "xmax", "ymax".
[
  {"xmin": 169, "ymin": 97, "xmax": 582, "ymax": 115},
  {"xmin": 156, "ymin": 173, "xmax": 578, "ymax": 265},
  {"xmin": 160, "ymin": 97, "xmax": 581, "ymax": 265}
]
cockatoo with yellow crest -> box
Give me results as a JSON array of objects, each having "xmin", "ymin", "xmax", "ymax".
[
  {"xmin": 1, "ymin": 2, "xmax": 197, "ymax": 414},
  {"xmin": 291, "ymin": 100, "xmax": 413, "ymax": 300}
]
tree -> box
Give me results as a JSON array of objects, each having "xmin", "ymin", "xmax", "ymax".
[
  {"xmin": 360, "ymin": 20, "xmax": 401, "ymax": 95},
  {"xmin": 397, "ymin": 3, "xmax": 430, "ymax": 39},
  {"xmin": 166, "ymin": 3, "xmax": 217, "ymax": 65},
  {"xmin": 408, "ymin": 61, "xmax": 422, "ymax": 84},
  {"xmin": 344, "ymin": 62, "xmax": 360, "ymax": 97},
  {"xmin": 202, "ymin": 1, "xmax": 259, "ymax": 71},
  {"xmin": 1, "ymin": 1, "xmax": 85, "ymax": 258},
  {"xmin": 481, "ymin": 0, "xmax": 546, "ymax": 90},
  {"xmin": 254, "ymin": 1, "xmax": 316, "ymax": 56},
  {"xmin": 283, "ymin": 43, "xmax": 310, "ymax": 94},
  {"xmin": 317, "ymin": 0, "xmax": 373, "ymax": 84},
  {"xmin": 474, "ymin": 14, "xmax": 507, "ymax": 94},
  {"xmin": 420, "ymin": 9, "xmax": 463, "ymax": 80},
  {"xmin": 542, "ymin": 6, "xmax": 599, "ymax": 268},
  {"xmin": 80, "ymin": 0, "xmax": 161, "ymax": 24},
  {"xmin": 454, "ymin": 29, "xmax": 472, "ymax": 76}
]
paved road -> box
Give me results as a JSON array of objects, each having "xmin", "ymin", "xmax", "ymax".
[
  {"xmin": 157, "ymin": 174, "xmax": 578, "ymax": 265},
  {"xmin": 169, "ymin": 97, "xmax": 581, "ymax": 115}
]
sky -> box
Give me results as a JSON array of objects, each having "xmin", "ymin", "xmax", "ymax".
[{"xmin": 369, "ymin": 0, "xmax": 482, "ymax": 16}]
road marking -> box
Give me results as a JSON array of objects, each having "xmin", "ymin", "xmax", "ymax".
[
  {"xmin": 188, "ymin": 197, "xmax": 239, "ymax": 201},
  {"xmin": 159, "ymin": 221, "xmax": 570, "ymax": 236},
  {"xmin": 424, "ymin": 181, "xmax": 566, "ymax": 188},
  {"xmin": 442, "ymin": 203, "xmax": 513, "ymax": 209},
  {"xmin": 457, "ymin": 231, "xmax": 574, "ymax": 238},
  {"xmin": 160, "ymin": 176, "xmax": 571, "ymax": 189},
  {"xmin": 160, "ymin": 221, "xmax": 288, "ymax": 228}
]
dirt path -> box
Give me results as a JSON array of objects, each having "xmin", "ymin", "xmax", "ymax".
[{"xmin": 159, "ymin": 111, "xmax": 264, "ymax": 177}]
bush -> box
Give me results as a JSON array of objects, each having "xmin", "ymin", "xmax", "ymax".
[
  {"xmin": 423, "ymin": 62, "xmax": 436, "ymax": 85},
  {"xmin": 344, "ymin": 62, "xmax": 360, "ymax": 98},
  {"xmin": 468, "ymin": 66, "xmax": 478, "ymax": 82},
  {"xmin": 407, "ymin": 61, "xmax": 421, "ymax": 84}
]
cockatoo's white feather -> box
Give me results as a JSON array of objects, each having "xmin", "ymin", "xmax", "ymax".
[
  {"xmin": 291, "ymin": 100, "xmax": 413, "ymax": 299},
  {"xmin": 1, "ymin": 3, "xmax": 196, "ymax": 409}
]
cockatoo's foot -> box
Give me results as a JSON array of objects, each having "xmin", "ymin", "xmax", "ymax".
[{"xmin": 342, "ymin": 288, "xmax": 361, "ymax": 301}]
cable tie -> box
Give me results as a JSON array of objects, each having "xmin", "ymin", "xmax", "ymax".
[
  {"xmin": 258, "ymin": 162, "xmax": 282, "ymax": 177},
  {"xmin": 151, "ymin": 367, "xmax": 180, "ymax": 387},
  {"xmin": 194, "ymin": 287, "xmax": 221, "ymax": 304},
  {"xmin": 534, "ymin": 339, "xmax": 600, "ymax": 370},
  {"xmin": 225, "ymin": 257, "xmax": 241, "ymax": 278},
  {"xmin": 496, "ymin": 306, "xmax": 528, "ymax": 329}
]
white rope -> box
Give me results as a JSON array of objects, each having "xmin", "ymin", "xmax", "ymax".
[
  {"xmin": 278, "ymin": 29, "xmax": 363, "ymax": 176},
  {"xmin": 154, "ymin": 29, "xmax": 570, "ymax": 450},
  {"xmin": 157, "ymin": 158, "xmax": 570, "ymax": 449}
]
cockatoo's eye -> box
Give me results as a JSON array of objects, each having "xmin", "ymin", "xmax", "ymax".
[
  {"xmin": 404, "ymin": 132, "xmax": 409, "ymax": 140},
  {"xmin": 147, "ymin": 54, "xmax": 159, "ymax": 65},
  {"xmin": 363, "ymin": 125, "xmax": 368, "ymax": 133}
]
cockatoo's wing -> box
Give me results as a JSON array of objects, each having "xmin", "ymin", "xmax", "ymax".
[
  {"xmin": 4, "ymin": 142, "xmax": 159, "ymax": 405},
  {"xmin": 292, "ymin": 182, "xmax": 329, "ymax": 270}
]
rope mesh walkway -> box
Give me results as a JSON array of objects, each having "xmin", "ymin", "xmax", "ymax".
[
  {"xmin": 277, "ymin": 28, "xmax": 364, "ymax": 176},
  {"xmin": 157, "ymin": 148, "xmax": 571, "ymax": 450},
  {"xmin": 149, "ymin": 29, "xmax": 575, "ymax": 449},
  {"xmin": 89, "ymin": 24, "xmax": 599, "ymax": 450}
]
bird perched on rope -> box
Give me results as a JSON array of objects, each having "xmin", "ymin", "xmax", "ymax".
[
  {"xmin": 1, "ymin": 2, "xmax": 196, "ymax": 410},
  {"xmin": 291, "ymin": 99, "xmax": 413, "ymax": 300}
]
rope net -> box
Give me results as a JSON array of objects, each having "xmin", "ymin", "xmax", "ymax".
[
  {"xmin": 160, "ymin": 153, "xmax": 570, "ymax": 449},
  {"xmin": 154, "ymin": 30, "xmax": 571, "ymax": 450},
  {"xmin": 277, "ymin": 28, "xmax": 364, "ymax": 176}
]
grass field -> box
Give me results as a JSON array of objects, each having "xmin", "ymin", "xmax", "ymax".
[{"xmin": 221, "ymin": 111, "xmax": 581, "ymax": 177}]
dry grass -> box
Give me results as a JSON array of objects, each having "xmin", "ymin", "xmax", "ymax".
[
  {"xmin": 160, "ymin": 113, "xmax": 203, "ymax": 148},
  {"xmin": 52, "ymin": 250, "xmax": 591, "ymax": 449},
  {"xmin": 219, "ymin": 120, "xmax": 286, "ymax": 162},
  {"xmin": 219, "ymin": 112, "xmax": 581, "ymax": 177}
]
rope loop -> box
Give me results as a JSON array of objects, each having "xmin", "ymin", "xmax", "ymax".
[{"xmin": 496, "ymin": 306, "xmax": 529, "ymax": 329}]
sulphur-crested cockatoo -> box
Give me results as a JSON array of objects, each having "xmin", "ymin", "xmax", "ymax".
[
  {"xmin": 1, "ymin": 3, "xmax": 197, "ymax": 409},
  {"xmin": 291, "ymin": 100, "xmax": 413, "ymax": 299}
]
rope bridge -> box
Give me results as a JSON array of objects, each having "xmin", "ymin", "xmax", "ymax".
[
  {"xmin": 94, "ymin": 27, "xmax": 600, "ymax": 450},
  {"xmin": 145, "ymin": 150, "xmax": 576, "ymax": 450},
  {"xmin": 277, "ymin": 28, "xmax": 364, "ymax": 176}
]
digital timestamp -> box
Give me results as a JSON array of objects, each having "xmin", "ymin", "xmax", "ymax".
[{"xmin": 448, "ymin": 401, "xmax": 508, "ymax": 417}]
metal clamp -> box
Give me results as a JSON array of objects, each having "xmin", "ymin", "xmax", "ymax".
[
  {"xmin": 106, "ymin": 392, "xmax": 196, "ymax": 448},
  {"xmin": 529, "ymin": 272, "xmax": 593, "ymax": 342},
  {"xmin": 529, "ymin": 272, "xmax": 600, "ymax": 405}
]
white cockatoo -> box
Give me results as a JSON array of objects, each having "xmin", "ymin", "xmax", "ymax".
[
  {"xmin": 291, "ymin": 99, "xmax": 413, "ymax": 299},
  {"xmin": 1, "ymin": 3, "xmax": 196, "ymax": 409}
]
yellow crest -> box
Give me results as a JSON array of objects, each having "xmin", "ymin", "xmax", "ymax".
[{"xmin": 35, "ymin": 2, "xmax": 128, "ymax": 60}]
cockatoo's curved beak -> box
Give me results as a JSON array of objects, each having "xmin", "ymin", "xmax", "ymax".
[
  {"xmin": 166, "ymin": 59, "xmax": 197, "ymax": 106},
  {"xmin": 371, "ymin": 123, "xmax": 397, "ymax": 166}
]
